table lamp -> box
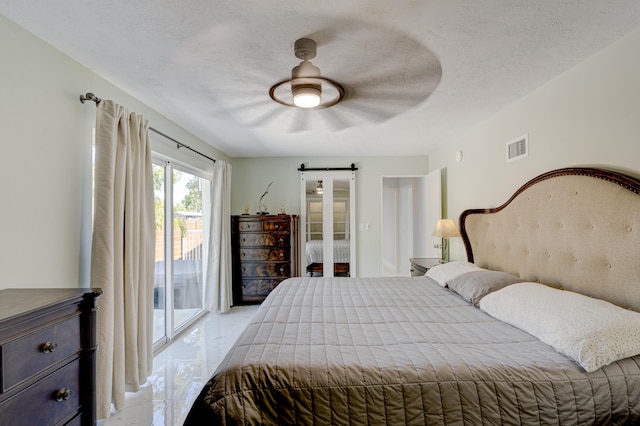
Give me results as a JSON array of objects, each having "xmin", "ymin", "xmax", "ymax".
[{"xmin": 432, "ymin": 219, "xmax": 460, "ymax": 262}]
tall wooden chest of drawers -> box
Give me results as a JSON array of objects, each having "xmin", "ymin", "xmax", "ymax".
[
  {"xmin": 232, "ymin": 215, "xmax": 299, "ymax": 304},
  {"xmin": 0, "ymin": 288, "xmax": 102, "ymax": 426}
]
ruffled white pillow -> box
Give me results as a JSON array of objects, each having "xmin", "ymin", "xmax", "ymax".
[
  {"xmin": 480, "ymin": 282, "xmax": 640, "ymax": 372},
  {"xmin": 425, "ymin": 261, "xmax": 481, "ymax": 287}
]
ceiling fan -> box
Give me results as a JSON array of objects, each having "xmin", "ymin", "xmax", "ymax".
[{"xmin": 220, "ymin": 28, "xmax": 443, "ymax": 133}]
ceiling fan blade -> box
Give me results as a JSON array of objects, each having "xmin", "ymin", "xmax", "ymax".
[
  {"xmin": 335, "ymin": 101, "xmax": 402, "ymax": 122},
  {"xmin": 249, "ymin": 104, "xmax": 289, "ymax": 127},
  {"xmin": 223, "ymin": 98, "xmax": 273, "ymax": 113},
  {"xmin": 315, "ymin": 108, "xmax": 352, "ymax": 131},
  {"xmin": 289, "ymin": 110, "xmax": 313, "ymax": 133}
]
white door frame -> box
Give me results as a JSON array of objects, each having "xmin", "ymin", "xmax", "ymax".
[{"xmin": 380, "ymin": 170, "xmax": 441, "ymax": 276}]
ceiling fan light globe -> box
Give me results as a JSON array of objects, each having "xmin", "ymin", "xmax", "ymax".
[
  {"xmin": 294, "ymin": 93, "xmax": 321, "ymax": 108},
  {"xmin": 293, "ymin": 86, "xmax": 321, "ymax": 108}
]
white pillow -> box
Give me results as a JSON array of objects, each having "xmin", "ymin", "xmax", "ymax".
[
  {"xmin": 425, "ymin": 261, "xmax": 481, "ymax": 287},
  {"xmin": 479, "ymin": 282, "xmax": 640, "ymax": 372}
]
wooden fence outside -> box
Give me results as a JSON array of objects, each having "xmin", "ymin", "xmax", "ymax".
[{"xmin": 155, "ymin": 218, "xmax": 203, "ymax": 262}]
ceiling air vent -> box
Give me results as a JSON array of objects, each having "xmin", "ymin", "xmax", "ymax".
[{"xmin": 506, "ymin": 134, "xmax": 528, "ymax": 162}]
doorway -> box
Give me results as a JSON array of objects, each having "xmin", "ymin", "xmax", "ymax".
[
  {"xmin": 300, "ymin": 170, "xmax": 356, "ymax": 277},
  {"xmin": 381, "ymin": 170, "xmax": 441, "ymax": 276}
]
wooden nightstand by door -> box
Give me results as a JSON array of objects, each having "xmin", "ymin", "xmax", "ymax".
[{"xmin": 409, "ymin": 258, "xmax": 442, "ymax": 276}]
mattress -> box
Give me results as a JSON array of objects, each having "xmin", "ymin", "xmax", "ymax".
[
  {"xmin": 185, "ymin": 276, "xmax": 640, "ymax": 425},
  {"xmin": 305, "ymin": 239, "xmax": 350, "ymax": 264}
]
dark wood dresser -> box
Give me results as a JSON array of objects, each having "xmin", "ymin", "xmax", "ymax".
[
  {"xmin": 232, "ymin": 215, "xmax": 299, "ymax": 304},
  {"xmin": 0, "ymin": 288, "xmax": 102, "ymax": 426}
]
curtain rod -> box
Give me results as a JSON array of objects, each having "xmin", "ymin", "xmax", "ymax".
[
  {"xmin": 79, "ymin": 92, "xmax": 216, "ymax": 163},
  {"xmin": 298, "ymin": 163, "xmax": 358, "ymax": 171}
]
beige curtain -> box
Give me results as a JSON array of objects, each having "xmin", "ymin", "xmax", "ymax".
[
  {"xmin": 91, "ymin": 100, "xmax": 155, "ymax": 419},
  {"xmin": 205, "ymin": 160, "xmax": 233, "ymax": 312}
]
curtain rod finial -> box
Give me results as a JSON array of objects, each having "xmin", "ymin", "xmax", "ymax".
[{"xmin": 79, "ymin": 92, "xmax": 101, "ymax": 105}]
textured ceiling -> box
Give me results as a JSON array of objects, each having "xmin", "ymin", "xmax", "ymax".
[{"xmin": 2, "ymin": 1, "xmax": 640, "ymax": 157}]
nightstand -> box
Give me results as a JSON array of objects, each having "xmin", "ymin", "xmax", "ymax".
[{"xmin": 409, "ymin": 258, "xmax": 442, "ymax": 276}]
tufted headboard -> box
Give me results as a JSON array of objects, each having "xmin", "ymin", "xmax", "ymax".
[{"xmin": 460, "ymin": 167, "xmax": 640, "ymax": 312}]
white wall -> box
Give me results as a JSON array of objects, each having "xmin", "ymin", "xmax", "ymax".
[
  {"xmin": 428, "ymin": 26, "xmax": 640, "ymax": 261},
  {"xmin": 231, "ymin": 156, "xmax": 429, "ymax": 277},
  {"xmin": 0, "ymin": 14, "xmax": 229, "ymax": 290}
]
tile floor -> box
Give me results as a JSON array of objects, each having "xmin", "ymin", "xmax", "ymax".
[{"xmin": 100, "ymin": 304, "xmax": 259, "ymax": 426}]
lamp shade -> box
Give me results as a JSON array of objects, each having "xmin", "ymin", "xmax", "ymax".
[{"xmin": 432, "ymin": 219, "xmax": 461, "ymax": 238}]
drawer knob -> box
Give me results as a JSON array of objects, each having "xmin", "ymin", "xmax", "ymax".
[
  {"xmin": 42, "ymin": 341, "xmax": 58, "ymax": 353},
  {"xmin": 280, "ymin": 267, "xmax": 284, "ymax": 272},
  {"xmin": 55, "ymin": 388, "xmax": 73, "ymax": 402},
  {"xmin": 279, "ymin": 238, "xmax": 284, "ymax": 242},
  {"xmin": 279, "ymin": 252, "xmax": 284, "ymax": 257}
]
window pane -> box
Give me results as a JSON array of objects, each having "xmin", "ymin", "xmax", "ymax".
[
  {"xmin": 153, "ymin": 163, "xmax": 166, "ymax": 345},
  {"xmin": 172, "ymin": 169, "xmax": 208, "ymax": 331},
  {"xmin": 334, "ymin": 179, "xmax": 350, "ymax": 277}
]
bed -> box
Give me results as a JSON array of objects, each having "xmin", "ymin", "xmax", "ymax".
[
  {"xmin": 305, "ymin": 239, "xmax": 350, "ymax": 276},
  {"xmin": 185, "ymin": 167, "xmax": 640, "ymax": 425}
]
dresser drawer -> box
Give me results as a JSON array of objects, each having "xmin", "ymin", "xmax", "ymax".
[
  {"xmin": 65, "ymin": 414, "xmax": 82, "ymax": 426},
  {"xmin": 238, "ymin": 233, "xmax": 290, "ymax": 247},
  {"xmin": 236, "ymin": 221, "xmax": 262, "ymax": 232},
  {"xmin": 1, "ymin": 358, "xmax": 81, "ymax": 426},
  {"xmin": 263, "ymin": 220, "xmax": 290, "ymax": 232},
  {"xmin": 0, "ymin": 314, "xmax": 81, "ymax": 392},
  {"xmin": 240, "ymin": 279, "xmax": 284, "ymax": 301},
  {"xmin": 239, "ymin": 262, "xmax": 291, "ymax": 278},
  {"xmin": 235, "ymin": 220, "xmax": 290, "ymax": 233},
  {"xmin": 238, "ymin": 248, "xmax": 289, "ymax": 261}
]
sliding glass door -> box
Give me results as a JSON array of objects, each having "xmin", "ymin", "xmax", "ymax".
[{"xmin": 153, "ymin": 158, "xmax": 211, "ymax": 350}]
